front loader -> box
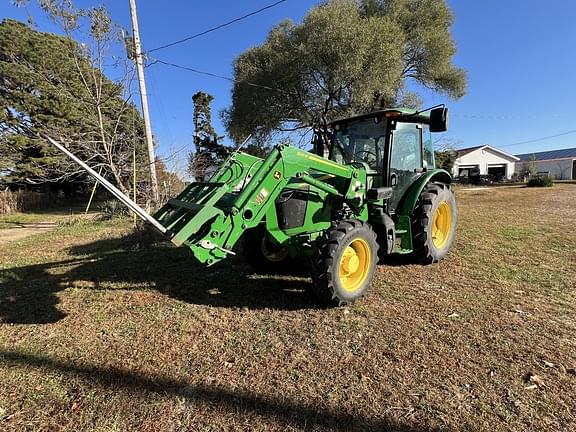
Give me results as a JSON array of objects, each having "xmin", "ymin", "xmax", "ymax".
[{"xmin": 48, "ymin": 106, "xmax": 457, "ymax": 306}]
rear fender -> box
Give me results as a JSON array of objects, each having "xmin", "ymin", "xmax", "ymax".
[
  {"xmin": 394, "ymin": 169, "xmax": 452, "ymax": 253},
  {"xmin": 396, "ymin": 169, "xmax": 452, "ymax": 217}
]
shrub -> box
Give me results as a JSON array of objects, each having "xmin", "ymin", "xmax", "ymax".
[
  {"xmin": 0, "ymin": 189, "xmax": 18, "ymax": 215},
  {"xmin": 125, "ymin": 220, "xmax": 166, "ymax": 250},
  {"xmin": 98, "ymin": 199, "xmax": 129, "ymax": 220},
  {"xmin": 527, "ymin": 176, "xmax": 554, "ymax": 187}
]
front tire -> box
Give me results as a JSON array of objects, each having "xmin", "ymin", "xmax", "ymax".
[
  {"xmin": 242, "ymin": 226, "xmax": 291, "ymax": 273},
  {"xmin": 310, "ymin": 220, "xmax": 379, "ymax": 306},
  {"xmin": 411, "ymin": 182, "xmax": 457, "ymax": 263}
]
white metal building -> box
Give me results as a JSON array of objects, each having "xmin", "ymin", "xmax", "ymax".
[
  {"xmin": 453, "ymin": 145, "xmax": 519, "ymax": 180},
  {"xmin": 514, "ymin": 148, "xmax": 576, "ymax": 180}
]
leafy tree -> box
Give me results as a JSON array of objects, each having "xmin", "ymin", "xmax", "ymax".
[
  {"xmin": 0, "ymin": 5, "xmax": 147, "ymax": 194},
  {"xmin": 189, "ymin": 92, "xmax": 228, "ymax": 180},
  {"xmin": 520, "ymin": 154, "xmax": 537, "ymax": 177},
  {"xmin": 435, "ymin": 149, "xmax": 457, "ymax": 171},
  {"xmin": 433, "ymin": 137, "xmax": 459, "ymax": 171},
  {"xmin": 360, "ymin": 0, "xmax": 466, "ymax": 99},
  {"xmin": 224, "ymin": 0, "xmax": 466, "ymax": 147}
]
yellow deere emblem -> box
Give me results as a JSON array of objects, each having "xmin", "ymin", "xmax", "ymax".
[{"xmin": 273, "ymin": 170, "xmax": 281, "ymax": 180}]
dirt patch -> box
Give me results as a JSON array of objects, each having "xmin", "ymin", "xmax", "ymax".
[{"xmin": 0, "ymin": 222, "xmax": 57, "ymax": 243}]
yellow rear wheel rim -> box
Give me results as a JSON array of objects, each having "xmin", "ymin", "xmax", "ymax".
[
  {"xmin": 432, "ymin": 201, "xmax": 452, "ymax": 249},
  {"xmin": 339, "ymin": 238, "xmax": 371, "ymax": 292}
]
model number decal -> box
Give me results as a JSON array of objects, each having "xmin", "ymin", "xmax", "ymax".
[{"xmin": 255, "ymin": 188, "xmax": 269, "ymax": 205}]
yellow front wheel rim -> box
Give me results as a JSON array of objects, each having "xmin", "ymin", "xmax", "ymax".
[
  {"xmin": 432, "ymin": 202, "xmax": 452, "ymax": 249},
  {"xmin": 339, "ymin": 238, "xmax": 371, "ymax": 292}
]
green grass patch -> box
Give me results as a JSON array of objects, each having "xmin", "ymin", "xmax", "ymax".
[{"xmin": 0, "ymin": 212, "xmax": 53, "ymax": 229}]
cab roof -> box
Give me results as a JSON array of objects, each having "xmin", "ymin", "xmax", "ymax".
[{"xmin": 330, "ymin": 108, "xmax": 432, "ymax": 126}]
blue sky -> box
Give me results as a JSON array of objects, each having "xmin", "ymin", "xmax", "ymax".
[{"xmin": 2, "ymin": 0, "xmax": 576, "ymax": 161}]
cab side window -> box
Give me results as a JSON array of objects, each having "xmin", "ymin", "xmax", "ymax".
[
  {"xmin": 388, "ymin": 122, "xmax": 422, "ymax": 212},
  {"xmin": 422, "ymin": 125, "xmax": 435, "ymax": 169},
  {"xmin": 390, "ymin": 123, "xmax": 421, "ymax": 173}
]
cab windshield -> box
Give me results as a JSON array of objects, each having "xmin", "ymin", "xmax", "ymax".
[{"xmin": 330, "ymin": 118, "xmax": 387, "ymax": 171}]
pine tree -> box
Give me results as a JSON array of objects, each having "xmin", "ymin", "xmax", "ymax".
[
  {"xmin": 189, "ymin": 92, "xmax": 228, "ymax": 180},
  {"xmin": 0, "ymin": 15, "xmax": 147, "ymax": 193}
]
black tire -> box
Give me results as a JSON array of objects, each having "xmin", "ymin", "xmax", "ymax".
[
  {"xmin": 411, "ymin": 182, "xmax": 457, "ymax": 263},
  {"xmin": 241, "ymin": 225, "xmax": 291, "ymax": 273},
  {"xmin": 310, "ymin": 220, "xmax": 379, "ymax": 306}
]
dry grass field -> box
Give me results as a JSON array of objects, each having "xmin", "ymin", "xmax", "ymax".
[{"xmin": 1, "ymin": 185, "xmax": 575, "ymax": 431}]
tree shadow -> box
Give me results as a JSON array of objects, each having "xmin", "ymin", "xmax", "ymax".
[
  {"xmin": 1, "ymin": 235, "xmax": 318, "ymax": 324},
  {"xmin": 0, "ymin": 221, "xmax": 58, "ymax": 228},
  {"xmin": 0, "ymin": 348, "xmax": 444, "ymax": 432}
]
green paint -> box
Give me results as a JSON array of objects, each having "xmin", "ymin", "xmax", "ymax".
[
  {"xmin": 152, "ymin": 109, "xmax": 453, "ymax": 267},
  {"xmin": 397, "ymin": 169, "xmax": 452, "ymax": 217}
]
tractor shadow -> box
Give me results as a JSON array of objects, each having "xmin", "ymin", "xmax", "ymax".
[
  {"xmin": 0, "ymin": 348, "xmax": 443, "ymax": 432},
  {"xmin": 0, "ymin": 234, "xmax": 317, "ymax": 324}
]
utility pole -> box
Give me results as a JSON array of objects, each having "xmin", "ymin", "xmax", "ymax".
[{"xmin": 128, "ymin": 0, "xmax": 159, "ymax": 204}]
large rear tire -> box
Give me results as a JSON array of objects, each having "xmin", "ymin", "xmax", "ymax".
[
  {"xmin": 411, "ymin": 182, "xmax": 457, "ymax": 263},
  {"xmin": 310, "ymin": 220, "xmax": 379, "ymax": 306}
]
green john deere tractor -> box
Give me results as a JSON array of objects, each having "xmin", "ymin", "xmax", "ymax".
[
  {"xmin": 49, "ymin": 106, "xmax": 457, "ymax": 306},
  {"xmin": 153, "ymin": 106, "xmax": 456, "ymax": 305}
]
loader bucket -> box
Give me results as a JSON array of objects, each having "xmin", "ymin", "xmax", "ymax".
[{"xmin": 152, "ymin": 151, "xmax": 265, "ymax": 263}]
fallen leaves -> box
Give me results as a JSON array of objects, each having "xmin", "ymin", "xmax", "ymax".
[{"xmin": 524, "ymin": 372, "xmax": 546, "ymax": 390}]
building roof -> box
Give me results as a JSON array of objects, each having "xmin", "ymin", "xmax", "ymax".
[
  {"xmin": 456, "ymin": 145, "xmax": 520, "ymax": 161},
  {"xmin": 456, "ymin": 146, "xmax": 483, "ymax": 157},
  {"xmin": 515, "ymin": 147, "xmax": 576, "ymax": 162}
]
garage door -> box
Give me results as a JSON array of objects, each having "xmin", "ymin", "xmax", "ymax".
[{"xmin": 487, "ymin": 164, "xmax": 507, "ymax": 180}]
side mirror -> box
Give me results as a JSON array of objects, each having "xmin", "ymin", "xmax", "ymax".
[{"xmin": 430, "ymin": 107, "xmax": 448, "ymax": 133}]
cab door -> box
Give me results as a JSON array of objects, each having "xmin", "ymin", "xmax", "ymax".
[{"xmin": 387, "ymin": 122, "xmax": 423, "ymax": 213}]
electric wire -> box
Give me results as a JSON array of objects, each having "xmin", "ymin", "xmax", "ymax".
[
  {"xmin": 455, "ymin": 128, "xmax": 576, "ymax": 150},
  {"xmin": 148, "ymin": 58, "xmax": 289, "ymax": 94},
  {"xmin": 492, "ymin": 129, "xmax": 576, "ymax": 148},
  {"xmin": 145, "ymin": 0, "xmax": 288, "ymax": 54}
]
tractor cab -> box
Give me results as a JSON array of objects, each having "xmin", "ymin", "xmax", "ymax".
[{"xmin": 328, "ymin": 107, "xmax": 448, "ymax": 213}]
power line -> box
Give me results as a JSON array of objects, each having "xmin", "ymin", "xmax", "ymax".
[
  {"xmin": 149, "ymin": 58, "xmax": 233, "ymax": 81},
  {"xmin": 149, "ymin": 55, "xmax": 576, "ymax": 152},
  {"xmin": 146, "ymin": 0, "xmax": 288, "ymax": 54},
  {"xmin": 148, "ymin": 58, "xmax": 288, "ymax": 93},
  {"xmin": 497, "ymin": 129, "xmax": 576, "ymax": 148},
  {"xmin": 452, "ymin": 112, "xmax": 573, "ymax": 121},
  {"xmin": 457, "ymin": 129, "xmax": 576, "ymax": 150}
]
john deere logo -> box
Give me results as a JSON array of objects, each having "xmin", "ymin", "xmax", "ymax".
[{"xmin": 273, "ymin": 171, "xmax": 281, "ymax": 180}]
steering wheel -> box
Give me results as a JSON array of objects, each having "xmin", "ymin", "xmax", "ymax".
[{"xmin": 353, "ymin": 150, "xmax": 377, "ymax": 163}]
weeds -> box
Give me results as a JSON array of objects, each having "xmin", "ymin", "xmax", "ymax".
[{"xmin": 98, "ymin": 199, "xmax": 129, "ymax": 220}]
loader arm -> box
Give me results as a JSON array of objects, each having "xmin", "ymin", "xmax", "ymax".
[{"xmin": 154, "ymin": 144, "xmax": 367, "ymax": 266}]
